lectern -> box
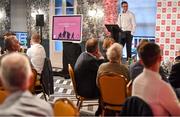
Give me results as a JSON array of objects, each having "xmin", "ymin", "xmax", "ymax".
[{"xmin": 105, "ymin": 24, "xmax": 122, "ymax": 42}]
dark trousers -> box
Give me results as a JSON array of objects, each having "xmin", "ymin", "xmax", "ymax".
[{"xmin": 119, "ymin": 31, "xmax": 133, "ymax": 60}]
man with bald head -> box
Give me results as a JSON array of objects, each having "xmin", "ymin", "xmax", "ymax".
[
  {"xmin": 26, "ymin": 33, "xmax": 46, "ymax": 74},
  {"xmin": 0, "ymin": 53, "xmax": 53, "ymax": 116},
  {"xmin": 74, "ymin": 38, "xmax": 104, "ymax": 98}
]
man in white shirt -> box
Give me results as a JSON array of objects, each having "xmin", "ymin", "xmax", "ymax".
[
  {"xmin": 26, "ymin": 33, "xmax": 46, "ymax": 74},
  {"xmin": 117, "ymin": 1, "xmax": 136, "ymax": 60},
  {"xmin": 132, "ymin": 43, "xmax": 180, "ymax": 116}
]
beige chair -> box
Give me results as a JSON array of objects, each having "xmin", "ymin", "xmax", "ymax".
[
  {"xmin": 0, "ymin": 90, "xmax": 8, "ymax": 104},
  {"xmin": 68, "ymin": 64, "xmax": 98, "ymax": 111},
  {"xmin": 97, "ymin": 72, "xmax": 128, "ymax": 115},
  {"xmin": 53, "ymin": 98, "xmax": 79, "ymax": 116}
]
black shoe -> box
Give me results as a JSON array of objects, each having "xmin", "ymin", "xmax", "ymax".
[{"xmin": 64, "ymin": 74, "xmax": 70, "ymax": 79}]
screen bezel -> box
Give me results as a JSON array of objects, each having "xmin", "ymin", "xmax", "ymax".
[{"xmin": 52, "ymin": 15, "xmax": 83, "ymax": 43}]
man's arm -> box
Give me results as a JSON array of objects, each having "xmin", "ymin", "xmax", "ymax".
[
  {"xmin": 131, "ymin": 12, "xmax": 136, "ymax": 35},
  {"xmin": 159, "ymin": 83, "xmax": 180, "ymax": 115},
  {"xmin": 117, "ymin": 14, "xmax": 121, "ymax": 27}
]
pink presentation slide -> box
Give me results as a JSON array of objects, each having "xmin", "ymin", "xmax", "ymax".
[{"xmin": 52, "ymin": 15, "xmax": 82, "ymax": 42}]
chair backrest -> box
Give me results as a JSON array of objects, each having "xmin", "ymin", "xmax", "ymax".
[
  {"xmin": 53, "ymin": 98, "xmax": 79, "ymax": 116},
  {"xmin": 68, "ymin": 64, "xmax": 78, "ymax": 97},
  {"xmin": 41, "ymin": 57, "xmax": 54, "ymax": 95},
  {"xmin": 98, "ymin": 72, "xmax": 127, "ymax": 106},
  {"xmin": 29, "ymin": 69, "xmax": 37, "ymax": 94},
  {"xmin": 120, "ymin": 96, "xmax": 153, "ymax": 116},
  {"xmin": 0, "ymin": 90, "xmax": 8, "ymax": 104}
]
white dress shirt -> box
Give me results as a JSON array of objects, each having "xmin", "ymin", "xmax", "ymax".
[
  {"xmin": 117, "ymin": 10, "xmax": 136, "ymax": 35},
  {"xmin": 26, "ymin": 43, "xmax": 46, "ymax": 74},
  {"xmin": 132, "ymin": 68, "xmax": 180, "ymax": 116}
]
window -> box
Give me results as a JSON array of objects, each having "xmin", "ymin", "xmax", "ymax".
[
  {"xmin": 54, "ymin": 0, "xmax": 76, "ymax": 52},
  {"xmin": 55, "ymin": 0, "xmax": 76, "ymax": 15}
]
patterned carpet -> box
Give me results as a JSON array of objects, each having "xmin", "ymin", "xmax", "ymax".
[{"xmin": 37, "ymin": 76, "xmax": 98, "ymax": 115}]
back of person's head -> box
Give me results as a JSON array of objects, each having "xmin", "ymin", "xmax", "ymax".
[
  {"xmin": 137, "ymin": 39, "xmax": 149, "ymax": 58},
  {"xmin": 4, "ymin": 35, "xmax": 20, "ymax": 52},
  {"xmin": 31, "ymin": 33, "xmax": 41, "ymax": 44},
  {"xmin": 106, "ymin": 43, "xmax": 123, "ymax": 63},
  {"xmin": 139, "ymin": 43, "xmax": 161, "ymax": 68},
  {"xmin": 0, "ymin": 53, "xmax": 32, "ymax": 92},
  {"xmin": 3, "ymin": 32, "xmax": 16, "ymax": 39},
  {"xmin": 103, "ymin": 37, "xmax": 115, "ymax": 50},
  {"xmin": 85, "ymin": 38, "xmax": 98, "ymax": 53}
]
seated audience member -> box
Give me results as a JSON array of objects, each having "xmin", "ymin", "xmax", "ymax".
[
  {"xmin": 129, "ymin": 40, "xmax": 168, "ymax": 82},
  {"xmin": 97, "ymin": 43, "xmax": 130, "ymax": 80},
  {"xmin": 129, "ymin": 39, "xmax": 148, "ymax": 80},
  {"xmin": 0, "ymin": 35, "xmax": 20, "ymax": 88},
  {"xmin": 3, "ymin": 32, "xmax": 16, "ymax": 39},
  {"xmin": 132, "ymin": 43, "xmax": 180, "ymax": 116},
  {"xmin": 26, "ymin": 33, "xmax": 46, "ymax": 74},
  {"xmin": 0, "ymin": 35, "xmax": 20, "ymax": 65},
  {"xmin": 169, "ymin": 47, "xmax": 180, "ymax": 97},
  {"xmin": 1, "ymin": 32, "xmax": 16, "ymax": 54},
  {"xmin": 4, "ymin": 35, "xmax": 20, "ymax": 54},
  {"xmin": 74, "ymin": 38, "xmax": 104, "ymax": 98},
  {"xmin": 0, "ymin": 53, "xmax": 53, "ymax": 116},
  {"xmin": 102, "ymin": 37, "xmax": 115, "ymax": 61},
  {"xmin": 169, "ymin": 48, "xmax": 180, "ymax": 88}
]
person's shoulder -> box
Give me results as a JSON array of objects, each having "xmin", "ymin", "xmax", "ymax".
[
  {"xmin": 158, "ymin": 78, "xmax": 175, "ymax": 93},
  {"xmin": 99, "ymin": 62, "xmax": 108, "ymax": 67},
  {"xmin": 33, "ymin": 96, "xmax": 53, "ymax": 110},
  {"xmin": 128, "ymin": 10, "xmax": 135, "ymax": 15},
  {"xmin": 119, "ymin": 63, "xmax": 128, "ymax": 69},
  {"xmin": 132, "ymin": 73, "xmax": 142, "ymax": 85},
  {"xmin": 26, "ymin": 46, "xmax": 33, "ymax": 52}
]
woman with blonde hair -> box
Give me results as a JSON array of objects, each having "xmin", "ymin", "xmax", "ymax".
[
  {"xmin": 97, "ymin": 43, "xmax": 130, "ymax": 80},
  {"xmin": 102, "ymin": 37, "xmax": 115, "ymax": 61}
]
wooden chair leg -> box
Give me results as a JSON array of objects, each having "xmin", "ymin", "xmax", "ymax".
[
  {"xmin": 78, "ymin": 98, "xmax": 83, "ymax": 111},
  {"xmin": 77, "ymin": 99, "xmax": 80, "ymax": 107},
  {"xmin": 41, "ymin": 84, "xmax": 47, "ymax": 101},
  {"xmin": 43, "ymin": 91, "xmax": 47, "ymax": 101}
]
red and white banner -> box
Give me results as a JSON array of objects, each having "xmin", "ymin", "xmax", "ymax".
[{"xmin": 156, "ymin": 0, "xmax": 180, "ymax": 61}]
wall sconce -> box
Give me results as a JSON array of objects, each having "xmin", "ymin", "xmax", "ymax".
[
  {"xmin": 96, "ymin": 8, "xmax": 104, "ymax": 18},
  {"xmin": 0, "ymin": 9, "xmax": 5, "ymax": 35},
  {"xmin": 88, "ymin": 9, "xmax": 97, "ymax": 17},
  {"xmin": 88, "ymin": 8, "xmax": 104, "ymax": 18},
  {"xmin": 0, "ymin": 9, "xmax": 5, "ymax": 20}
]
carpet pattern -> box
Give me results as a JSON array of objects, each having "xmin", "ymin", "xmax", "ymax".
[{"xmin": 37, "ymin": 76, "xmax": 98, "ymax": 115}]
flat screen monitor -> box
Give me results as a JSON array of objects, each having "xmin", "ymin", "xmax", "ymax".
[
  {"xmin": 15, "ymin": 32, "xmax": 28, "ymax": 47},
  {"xmin": 52, "ymin": 15, "xmax": 82, "ymax": 43}
]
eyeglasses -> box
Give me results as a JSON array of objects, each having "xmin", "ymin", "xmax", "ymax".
[{"xmin": 122, "ymin": 5, "xmax": 128, "ymax": 7}]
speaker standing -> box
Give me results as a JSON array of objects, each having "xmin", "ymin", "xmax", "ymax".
[{"xmin": 117, "ymin": 1, "xmax": 136, "ymax": 60}]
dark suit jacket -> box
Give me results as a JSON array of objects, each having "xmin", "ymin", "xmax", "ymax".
[
  {"xmin": 129, "ymin": 60, "xmax": 169, "ymax": 82},
  {"xmin": 41, "ymin": 57, "xmax": 54, "ymax": 95},
  {"xmin": 120, "ymin": 96, "xmax": 153, "ymax": 116},
  {"xmin": 169, "ymin": 56, "xmax": 180, "ymax": 88},
  {"xmin": 74, "ymin": 52, "xmax": 104, "ymax": 98}
]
